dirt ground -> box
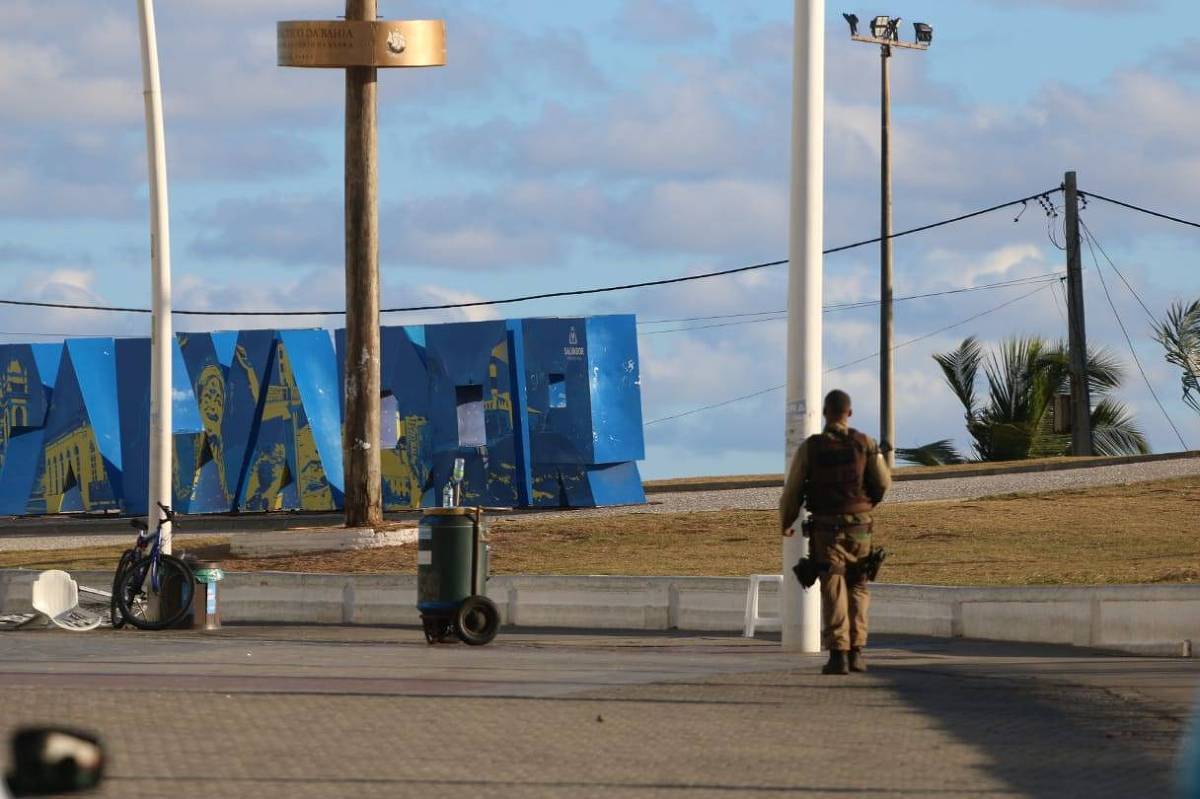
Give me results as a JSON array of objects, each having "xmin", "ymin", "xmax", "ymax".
[{"xmin": 2, "ymin": 476, "xmax": 1198, "ymax": 585}]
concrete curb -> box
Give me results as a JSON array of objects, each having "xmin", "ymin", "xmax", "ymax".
[
  {"xmin": 2, "ymin": 570, "xmax": 1196, "ymax": 657},
  {"xmin": 229, "ymin": 527, "xmax": 419, "ymax": 557},
  {"xmin": 643, "ymin": 450, "xmax": 1200, "ymax": 494}
]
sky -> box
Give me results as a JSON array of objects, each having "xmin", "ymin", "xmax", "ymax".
[{"xmin": 1, "ymin": 0, "xmax": 1198, "ymax": 479}]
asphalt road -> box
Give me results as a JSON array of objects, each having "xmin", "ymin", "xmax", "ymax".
[{"xmin": 0, "ymin": 626, "xmax": 1196, "ymax": 798}]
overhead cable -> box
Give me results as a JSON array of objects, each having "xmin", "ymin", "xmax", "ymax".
[
  {"xmin": 0, "ymin": 188, "xmax": 1063, "ymax": 318},
  {"xmin": 638, "ymin": 273, "xmax": 1066, "ymax": 334},
  {"xmin": 1080, "ymin": 226, "xmax": 1189, "ymax": 450},
  {"xmin": 1078, "ymin": 219, "xmax": 1157, "ymax": 323},
  {"xmin": 1080, "ymin": 191, "xmax": 1200, "ymax": 231},
  {"xmin": 644, "ymin": 282, "xmax": 1054, "ymax": 426}
]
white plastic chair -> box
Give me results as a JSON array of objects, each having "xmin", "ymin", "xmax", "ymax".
[
  {"xmin": 30, "ymin": 570, "xmax": 103, "ymax": 632},
  {"xmin": 743, "ymin": 574, "xmax": 783, "ymax": 637}
]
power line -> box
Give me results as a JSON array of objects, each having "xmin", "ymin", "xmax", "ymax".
[
  {"xmin": 0, "ymin": 330, "xmax": 115, "ymax": 339},
  {"xmin": 0, "ymin": 188, "xmax": 1062, "ymax": 318},
  {"xmin": 639, "ymin": 309, "xmax": 787, "ymax": 325},
  {"xmin": 1080, "ymin": 191, "xmax": 1200, "ymax": 231},
  {"xmin": 644, "ymin": 282, "xmax": 1054, "ymax": 426},
  {"xmin": 637, "ymin": 272, "xmax": 1066, "ymax": 329},
  {"xmin": 1049, "ymin": 276, "xmax": 1067, "ymax": 325},
  {"xmin": 822, "ymin": 282, "xmax": 1056, "ymax": 373},
  {"xmin": 1, "ymin": 274, "xmax": 1069, "ymax": 343},
  {"xmin": 640, "ymin": 314, "xmax": 786, "ymax": 336},
  {"xmin": 643, "ymin": 384, "xmax": 785, "ymax": 426},
  {"xmin": 1079, "ymin": 219, "xmax": 1157, "ymax": 324},
  {"xmin": 821, "ymin": 188, "xmax": 1062, "ymax": 255},
  {"xmin": 1081, "ymin": 229, "xmax": 1189, "ymax": 450},
  {"xmin": 639, "ymin": 274, "xmax": 1065, "ymax": 336}
]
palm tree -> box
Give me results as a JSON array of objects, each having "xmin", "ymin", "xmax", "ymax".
[
  {"xmin": 898, "ymin": 335, "xmax": 1150, "ymax": 465},
  {"xmin": 1155, "ymin": 299, "xmax": 1200, "ymax": 416}
]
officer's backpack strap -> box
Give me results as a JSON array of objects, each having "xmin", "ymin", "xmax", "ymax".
[{"xmin": 846, "ymin": 428, "xmax": 872, "ymax": 453}]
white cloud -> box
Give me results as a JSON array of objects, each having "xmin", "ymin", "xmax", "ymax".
[
  {"xmin": 977, "ymin": 0, "xmax": 1154, "ymax": 10},
  {"xmin": 615, "ymin": 0, "xmax": 716, "ymax": 43}
]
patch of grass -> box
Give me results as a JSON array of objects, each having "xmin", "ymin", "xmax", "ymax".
[
  {"xmin": 2, "ymin": 477, "xmax": 1198, "ymax": 585},
  {"xmin": 0, "ymin": 539, "xmax": 228, "ymax": 572}
]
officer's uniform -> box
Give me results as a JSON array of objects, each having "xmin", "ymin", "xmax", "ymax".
[{"xmin": 780, "ymin": 421, "xmax": 890, "ymax": 654}]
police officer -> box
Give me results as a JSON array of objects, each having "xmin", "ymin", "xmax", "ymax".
[{"xmin": 780, "ymin": 389, "xmax": 891, "ymax": 675}]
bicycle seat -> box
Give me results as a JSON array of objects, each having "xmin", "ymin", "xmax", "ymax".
[{"xmin": 130, "ymin": 518, "xmax": 149, "ymax": 532}]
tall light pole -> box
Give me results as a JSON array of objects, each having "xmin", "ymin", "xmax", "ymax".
[
  {"xmin": 137, "ymin": 0, "xmax": 174, "ymax": 553},
  {"xmin": 783, "ymin": 0, "xmax": 825, "ymax": 654},
  {"xmin": 843, "ymin": 14, "xmax": 932, "ymax": 467}
]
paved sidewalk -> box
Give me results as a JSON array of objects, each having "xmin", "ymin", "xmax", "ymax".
[{"xmin": 0, "ymin": 627, "xmax": 1195, "ymax": 798}]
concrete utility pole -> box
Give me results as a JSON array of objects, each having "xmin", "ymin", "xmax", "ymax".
[
  {"xmin": 844, "ymin": 15, "xmax": 932, "ymax": 467},
  {"xmin": 137, "ymin": 0, "xmax": 174, "ymax": 553},
  {"xmin": 1063, "ymin": 171, "xmax": 1094, "ymax": 455},
  {"xmin": 879, "ymin": 45, "xmax": 894, "ymax": 468},
  {"xmin": 783, "ymin": 0, "xmax": 825, "ymax": 654},
  {"xmin": 278, "ymin": 6, "xmax": 445, "ymax": 527}
]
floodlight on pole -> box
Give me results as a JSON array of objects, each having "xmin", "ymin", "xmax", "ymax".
[{"xmin": 843, "ymin": 12, "xmax": 932, "ymax": 469}]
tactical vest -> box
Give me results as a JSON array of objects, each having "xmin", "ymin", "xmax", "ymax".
[{"xmin": 805, "ymin": 428, "xmax": 873, "ymax": 516}]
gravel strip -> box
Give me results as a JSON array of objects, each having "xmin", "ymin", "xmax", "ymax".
[
  {"xmin": 531, "ymin": 455, "xmax": 1200, "ymax": 518},
  {"xmin": 0, "ymin": 532, "xmax": 228, "ymax": 554}
]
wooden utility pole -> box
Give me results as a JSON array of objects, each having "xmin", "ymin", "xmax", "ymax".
[
  {"xmin": 278, "ymin": 6, "xmax": 445, "ymax": 527},
  {"xmin": 879, "ymin": 45, "xmax": 894, "ymax": 467},
  {"xmin": 1063, "ymin": 171, "xmax": 1094, "ymax": 456},
  {"xmin": 343, "ymin": 0, "xmax": 382, "ymax": 527}
]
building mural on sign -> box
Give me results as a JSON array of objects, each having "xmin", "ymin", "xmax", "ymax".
[{"xmin": 0, "ymin": 316, "xmax": 645, "ymax": 516}]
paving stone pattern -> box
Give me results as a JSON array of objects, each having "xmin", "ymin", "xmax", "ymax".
[{"xmin": 0, "ymin": 627, "xmax": 1195, "ymax": 798}]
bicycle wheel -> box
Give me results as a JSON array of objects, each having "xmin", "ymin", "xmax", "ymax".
[
  {"xmin": 110, "ymin": 550, "xmax": 136, "ymax": 629},
  {"xmin": 116, "ymin": 554, "xmax": 195, "ymax": 631}
]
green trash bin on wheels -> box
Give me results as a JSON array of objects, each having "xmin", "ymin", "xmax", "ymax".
[{"xmin": 417, "ymin": 507, "xmax": 500, "ymax": 645}]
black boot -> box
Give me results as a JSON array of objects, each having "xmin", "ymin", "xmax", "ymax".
[
  {"xmin": 849, "ymin": 648, "xmax": 867, "ymax": 673},
  {"xmin": 822, "ymin": 649, "xmax": 849, "ymax": 675}
]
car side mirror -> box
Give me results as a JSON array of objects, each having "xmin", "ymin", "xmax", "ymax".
[{"xmin": 5, "ymin": 728, "xmax": 104, "ymax": 797}]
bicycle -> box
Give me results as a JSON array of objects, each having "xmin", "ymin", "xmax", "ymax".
[{"xmin": 110, "ymin": 503, "xmax": 194, "ymax": 631}]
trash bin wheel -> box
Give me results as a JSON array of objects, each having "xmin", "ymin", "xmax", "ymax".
[
  {"xmin": 422, "ymin": 616, "xmax": 454, "ymax": 645},
  {"xmin": 455, "ymin": 595, "xmax": 500, "ymax": 646}
]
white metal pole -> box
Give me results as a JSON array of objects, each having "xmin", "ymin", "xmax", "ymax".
[
  {"xmin": 782, "ymin": 0, "xmax": 824, "ymax": 653},
  {"xmin": 137, "ymin": 0, "xmax": 174, "ymax": 553}
]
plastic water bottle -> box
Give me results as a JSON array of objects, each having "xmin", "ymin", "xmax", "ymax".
[{"xmin": 442, "ymin": 482, "xmax": 454, "ymax": 508}]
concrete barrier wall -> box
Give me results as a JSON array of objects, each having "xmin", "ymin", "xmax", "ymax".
[{"xmin": 2, "ymin": 570, "xmax": 1195, "ymax": 655}]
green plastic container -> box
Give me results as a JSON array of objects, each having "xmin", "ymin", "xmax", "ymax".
[{"xmin": 417, "ymin": 508, "xmax": 487, "ymax": 615}]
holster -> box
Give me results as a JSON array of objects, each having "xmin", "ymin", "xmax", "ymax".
[
  {"xmin": 851, "ymin": 547, "xmax": 888, "ymax": 582},
  {"xmin": 792, "ymin": 557, "xmax": 821, "ymax": 589}
]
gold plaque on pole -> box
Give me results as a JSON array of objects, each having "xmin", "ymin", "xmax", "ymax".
[{"xmin": 278, "ymin": 20, "xmax": 446, "ymax": 68}]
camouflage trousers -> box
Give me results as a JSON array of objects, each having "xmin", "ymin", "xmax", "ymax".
[{"xmin": 811, "ymin": 524, "xmax": 871, "ymax": 651}]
